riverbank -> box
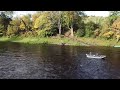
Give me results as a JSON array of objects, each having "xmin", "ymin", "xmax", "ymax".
[
  {"xmin": 0, "ymin": 36, "xmax": 80, "ymax": 46},
  {"xmin": 0, "ymin": 36, "xmax": 120, "ymax": 46}
]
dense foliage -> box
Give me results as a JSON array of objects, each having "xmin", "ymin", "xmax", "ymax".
[{"xmin": 0, "ymin": 11, "xmax": 120, "ymax": 42}]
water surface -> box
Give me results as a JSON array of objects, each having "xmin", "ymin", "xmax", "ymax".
[{"xmin": 0, "ymin": 42, "xmax": 120, "ymax": 79}]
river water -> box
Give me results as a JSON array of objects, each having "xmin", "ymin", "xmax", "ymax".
[{"xmin": 0, "ymin": 42, "xmax": 120, "ymax": 79}]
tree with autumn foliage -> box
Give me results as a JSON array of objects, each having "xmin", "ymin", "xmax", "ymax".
[{"xmin": 0, "ymin": 11, "xmax": 120, "ymax": 43}]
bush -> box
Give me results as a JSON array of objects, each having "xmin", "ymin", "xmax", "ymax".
[
  {"xmin": 6, "ymin": 25, "xmax": 19, "ymax": 37},
  {"xmin": 85, "ymin": 28, "xmax": 93, "ymax": 37},
  {"xmin": 84, "ymin": 21, "xmax": 100, "ymax": 37},
  {"xmin": 102, "ymin": 31, "xmax": 114, "ymax": 39},
  {"xmin": 76, "ymin": 28, "xmax": 85, "ymax": 37},
  {"xmin": 21, "ymin": 31, "xmax": 38, "ymax": 37},
  {"xmin": 93, "ymin": 29, "xmax": 101, "ymax": 38},
  {"xmin": 37, "ymin": 30, "xmax": 49, "ymax": 37},
  {"xmin": 37, "ymin": 28, "xmax": 57, "ymax": 37}
]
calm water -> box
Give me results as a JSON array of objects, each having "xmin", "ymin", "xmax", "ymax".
[{"xmin": 0, "ymin": 42, "xmax": 120, "ymax": 79}]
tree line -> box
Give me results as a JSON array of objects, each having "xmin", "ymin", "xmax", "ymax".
[{"xmin": 0, "ymin": 11, "xmax": 120, "ymax": 42}]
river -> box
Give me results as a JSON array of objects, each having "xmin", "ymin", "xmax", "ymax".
[{"xmin": 0, "ymin": 42, "xmax": 120, "ymax": 79}]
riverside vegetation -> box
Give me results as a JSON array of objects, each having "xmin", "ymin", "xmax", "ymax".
[{"xmin": 0, "ymin": 11, "xmax": 120, "ymax": 46}]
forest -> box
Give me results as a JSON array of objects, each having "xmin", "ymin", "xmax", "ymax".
[{"xmin": 0, "ymin": 11, "xmax": 120, "ymax": 46}]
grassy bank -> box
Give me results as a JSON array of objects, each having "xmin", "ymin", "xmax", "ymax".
[
  {"xmin": 0, "ymin": 36, "xmax": 80, "ymax": 46},
  {"xmin": 77, "ymin": 37, "xmax": 120, "ymax": 46},
  {"xmin": 0, "ymin": 36, "xmax": 120, "ymax": 46}
]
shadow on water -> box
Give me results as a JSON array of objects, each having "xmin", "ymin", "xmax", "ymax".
[{"xmin": 0, "ymin": 42, "xmax": 120, "ymax": 79}]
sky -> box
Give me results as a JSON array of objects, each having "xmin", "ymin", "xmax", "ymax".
[
  {"xmin": 13, "ymin": 11, "xmax": 36, "ymax": 17},
  {"xmin": 13, "ymin": 11, "xmax": 110, "ymax": 17},
  {"xmin": 84, "ymin": 11, "xmax": 109, "ymax": 17}
]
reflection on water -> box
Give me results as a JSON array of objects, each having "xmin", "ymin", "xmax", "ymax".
[{"xmin": 0, "ymin": 42, "xmax": 120, "ymax": 79}]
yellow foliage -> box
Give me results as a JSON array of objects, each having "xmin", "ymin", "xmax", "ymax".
[
  {"xmin": 116, "ymin": 34, "xmax": 120, "ymax": 38},
  {"xmin": 116, "ymin": 34, "xmax": 120, "ymax": 41},
  {"xmin": 103, "ymin": 31, "xmax": 114, "ymax": 38},
  {"xmin": 112, "ymin": 18, "xmax": 120, "ymax": 29},
  {"xmin": 34, "ymin": 12, "xmax": 52, "ymax": 30},
  {"xmin": 108, "ymin": 31, "xmax": 114, "ymax": 35},
  {"xmin": 32, "ymin": 13, "xmax": 40, "ymax": 22},
  {"xmin": 19, "ymin": 15, "xmax": 31, "ymax": 30},
  {"xmin": 19, "ymin": 22, "xmax": 25, "ymax": 30}
]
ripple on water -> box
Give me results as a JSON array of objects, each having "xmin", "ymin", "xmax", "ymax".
[{"xmin": 0, "ymin": 43, "xmax": 120, "ymax": 79}]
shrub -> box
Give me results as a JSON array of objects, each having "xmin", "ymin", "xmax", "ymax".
[
  {"xmin": 76, "ymin": 28, "xmax": 85, "ymax": 37},
  {"xmin": 22, "ymin": 31, "xmax": 38, "ymax": 37},
  {"xmin": 84, "ymin": 21, "xmax": 100, "ymax": 37},
  {"xmin": 6, "ymin": 25, "xmax": 19, "ymax": 37},
  {"xmin": 102, "ymin": 31, "xmax": 114, "ymax": 39},
  {"xmin": 85, "ymin": 28, "xmax": 93, "ymax": 37},
  {"xmin": 37, "ymin": 28, "xmax": 57, "ymax": 37}
]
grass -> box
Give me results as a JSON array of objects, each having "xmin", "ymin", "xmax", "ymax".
[
  {"xmin": 77, "ymin": 37, "xmax": 120, "ymax": 46},
  {"xmin": 0, "ymin": 36, "xmax": 120, "ymax": 46},
  {"xmin": 0, "ymin": 36, "xmax": 80, "ymax": 46}
]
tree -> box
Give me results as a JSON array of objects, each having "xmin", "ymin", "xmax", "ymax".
[
  {"xmin": 49, "ymin": 11, "xmax": 64, "ymax": 35},
  {"xmin": 6, "ymin": 25, "xmax": 19, "ymax": 37},
  {"xmin": 47, "ymin": 11, "xmax": 66, "ymax": 35},
  {"xmin": 19, "ymin": 14, "xmax": 32, "ymax": 31},
  {"xmin": 34, "ymin": 12, "xmax": 52, "ymax": 29},
  {"xmin": 10, "ymin": 17, "xmax": 21, "ymax": 27},
  {"xmin": 31, "ymin": 12, "xmax": 41, "ymax": 28},
  {"xmin": 6, "ymin": 17, "xmax": 21, "ymax": 36},
  {"xmin": 58, "ymin": 11, "xmax": 62, "ymax": 35},
  {"xmin": 33, "ymin": 12, "xmax": 56, "ymax": 37},
  {"xmin": 85, "ymin": 21, "xmax": 99, "ymax": 37},
  {"xmin": 109, "ymin": 11, "xmax": 120, "ymax": 16},
  {"xmin": 63, "ymin": 11, "xmax": 85, "ymax": 37},
  {"xmin": 0, "ymin": 11, "xmax": 13, "ymax": 36},
  {"xmin": 108, "ymin": 11, "xmax": 120, "ymax": 26}
]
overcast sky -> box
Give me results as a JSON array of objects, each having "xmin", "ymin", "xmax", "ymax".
[
  {"xmin": 13, "ymin": 11, "xmax": 36, "ymax": 17},
  {"xmin": 13, "ymin": 11, "xmax": 110, "ymax": 17},
  {"xmin": 84, "ymin": 11, "xmax": 109, "ymax": 17}
]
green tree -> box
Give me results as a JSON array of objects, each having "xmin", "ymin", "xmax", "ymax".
[
  {"xmin": 33, "ymin": 12, "xmax": 56, "ymax": 37},
  {"xmin": 6, "ymin": 17, "xmax": 21, "ymax": 36},
  {"xmin": 6, "ymin": 25, "xmax": 19, "ymax": 37},
  {"xmin": 85, "ymin": 21, "xmax": 99, "ymax": 37},
  {"xmin": 63, "ymin": 11, "xmax": 85, "ymax": 37},
  {"xmin": 0, "ymin": 11, "xmax": 13, "ymax": 36},
  {"xmin": 108, "ymin": 11, "xmax": 120, "ymax": 26}
]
